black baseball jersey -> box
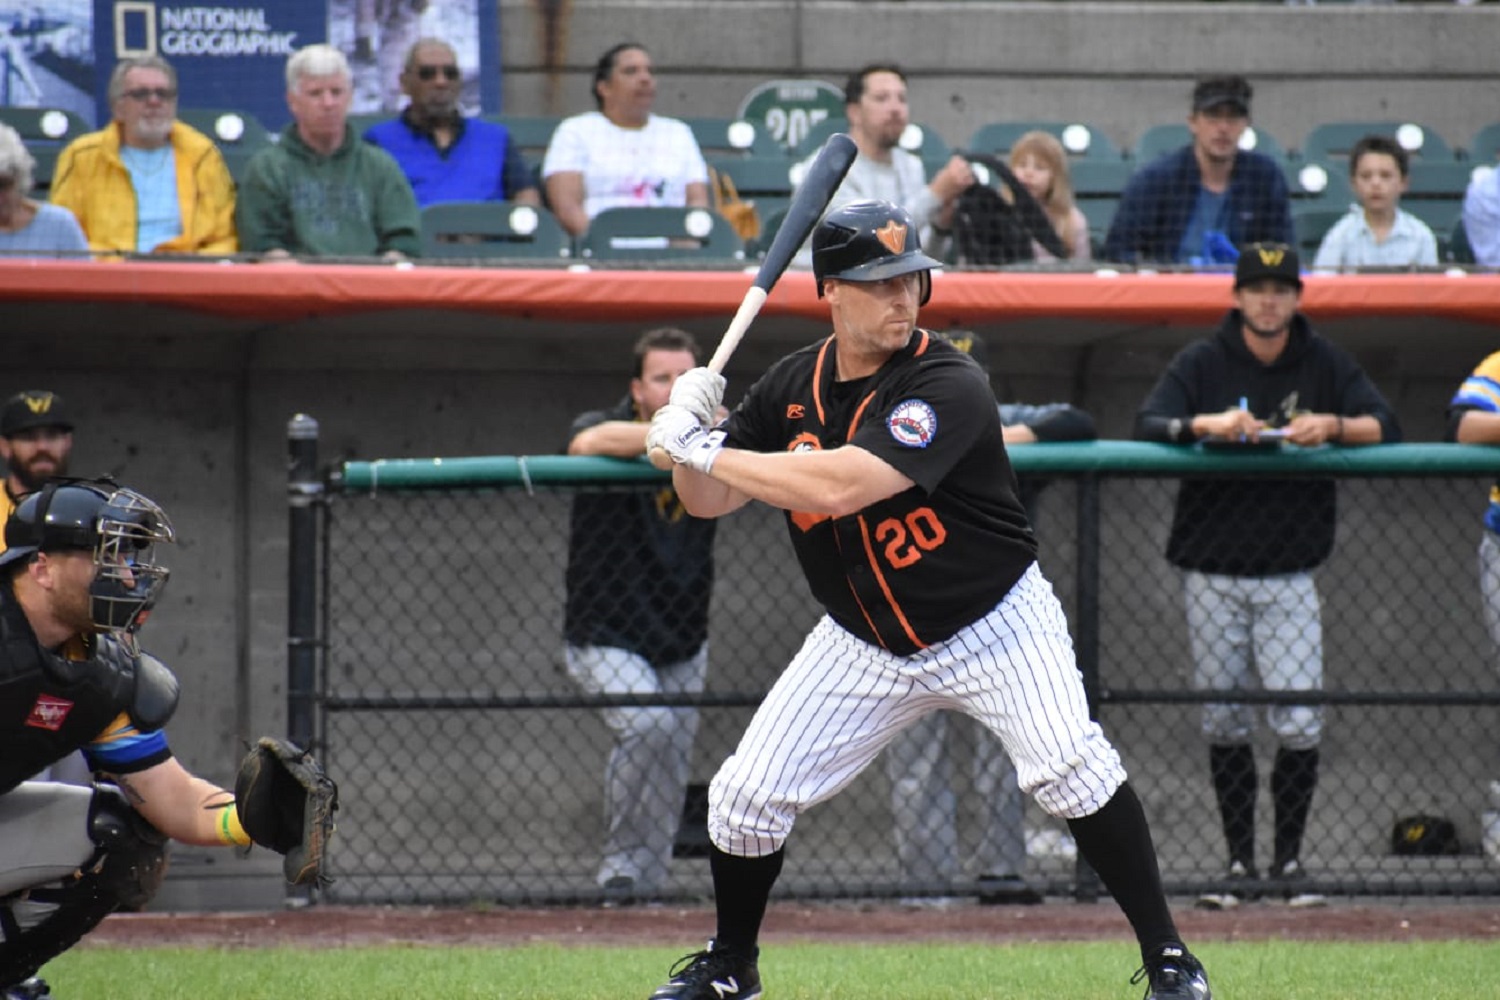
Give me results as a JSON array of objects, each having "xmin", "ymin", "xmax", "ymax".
[
  {"xmin": 563, "ymin": 396, "xmax": 717, "ymax": 667},
  {"xmin": 0, "ymin": 579, "xmax": 173, "ymax": 794},
  {"xmin": 724, "ymin": 330, "xmax": 1036, "ymax": 655}
]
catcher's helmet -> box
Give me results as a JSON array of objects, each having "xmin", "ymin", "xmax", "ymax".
[
  {"xmin": 812, "ymin": 199, "xmax": 943, "ymax": 305},
  {"xmin": 0, "ymin": 477, "xmax": 174, "ymax": 633}
]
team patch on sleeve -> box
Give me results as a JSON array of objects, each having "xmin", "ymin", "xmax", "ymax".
[{"xmin": 888, "ymin": 399, "xmax": 938, "ymax": 448}]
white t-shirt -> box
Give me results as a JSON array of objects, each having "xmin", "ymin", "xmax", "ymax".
[{"xmin": 541, "ymin": 111, "xmax": 709, "ymax": 220}]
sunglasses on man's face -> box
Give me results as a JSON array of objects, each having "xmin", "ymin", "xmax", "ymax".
[
  {"xmin": 122, "ymin": 87, "xmax": 177, "ymax": 102},
  {"xmin": 416, "ymin": 65, "xmax": 460, "ymax": 82}
]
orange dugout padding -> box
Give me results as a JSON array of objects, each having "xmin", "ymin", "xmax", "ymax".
[{"xmin": 1, "ymin": 260, "xmax": 1498, "ymax": 328}]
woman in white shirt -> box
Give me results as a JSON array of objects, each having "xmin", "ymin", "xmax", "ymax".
[{"xmin": 541, "ymin": 43, "xmax": 710, "ymax": 239}]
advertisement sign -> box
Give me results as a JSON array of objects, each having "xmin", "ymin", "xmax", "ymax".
[{"xmin": 1, "ymin": 1, "xmax": 97, "ymax": 123}]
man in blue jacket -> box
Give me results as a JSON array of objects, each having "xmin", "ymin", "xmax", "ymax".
[
  {"xmin": 1104, "ymin": 76, "xmax": 1292, "ymax": 265},
  {"xmin": 365, "ymin": 37, "xmax": 540, "ymax": 209}
]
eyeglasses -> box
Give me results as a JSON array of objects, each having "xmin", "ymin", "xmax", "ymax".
[
  {"xmin": 122, "ymin": 87, "xmax": 177, "ymax": 102},
  {"xmin": 416, "ymin": 65, "xmax": 460, "ymax": 82},
  {"xmin": 0, "ymin": 176, "xmax": 14, "ymax": 192}
]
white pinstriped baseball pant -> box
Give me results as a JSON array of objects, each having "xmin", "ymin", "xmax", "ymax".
[{"xmin": 707, "ymin": 562, "xmax": 1127, "ymax": 858}]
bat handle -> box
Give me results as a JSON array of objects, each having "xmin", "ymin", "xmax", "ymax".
[{"xmin": 647, "ymin": 286, "xmax": 769, "ymax": 471}]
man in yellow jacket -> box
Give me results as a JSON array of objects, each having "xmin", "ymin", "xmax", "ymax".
[{"xmin": 50, "ymin": 56, "xmax": 237, "ymax": 256}]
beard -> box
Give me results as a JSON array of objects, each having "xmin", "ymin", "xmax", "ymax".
[
  {"xmin": 12, "ymin": 452, "xmax": 68, "ymax": 492},
  {"xmin": 133, "ymin": 117, "xmax": 175, "ymax": 147}
]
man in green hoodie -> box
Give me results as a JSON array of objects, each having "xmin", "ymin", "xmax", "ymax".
[{"xmin": 236, "ymin": 44, "xmax": 420, "ymax": 260}]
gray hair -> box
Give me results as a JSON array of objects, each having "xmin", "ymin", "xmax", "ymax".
[
  {"xmin": 286, "ymin": 44, "xmax": 351, "ymax": 91},
  {"xmin": 107, "ymin": 55, "xmax": 178, "ymax": 104},
  {"xmin": 403, "ymin": 37, "xmax": 456, "ymax": 74},
  {"xmin": 0, "ymin": 123, "xmax": 35, "ymax": 193}
]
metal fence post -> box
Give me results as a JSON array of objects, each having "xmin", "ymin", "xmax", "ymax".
[
  {"xmin": 1072, "ymin": 472, "xmax": 1102, "ymax": 903},
  {"xmin": 287, "ymin": 415, "xmax": 320, "ymax": 752}
]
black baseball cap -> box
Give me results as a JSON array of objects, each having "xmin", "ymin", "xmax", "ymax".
[
  {"xmin": 1192, "ymin": 76, "xmax": 1252, "ymax": 116},
  {"xmin": 1, "ymin": 390, "xmax": 73, "ymax": 437},
  {"xmin": 1234, "ymin": 242, "xmax": 1303, "ymax": 290}
]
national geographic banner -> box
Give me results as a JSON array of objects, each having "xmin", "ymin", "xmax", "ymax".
[{"xmin": 83, "ymin": 1, "xmax": 497, "ymax": 132}]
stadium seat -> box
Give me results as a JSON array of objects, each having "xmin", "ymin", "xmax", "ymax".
[
  {"xmin": 1299, "ymin": 121, "xmax": 1456, "ymax": 165},
  {"xmin": 419, "ymin": 201, "xmax": 571, "ymax": 260},
  {"xmin": 1132, "ymin": 123, "xmax": 1292, "ymax": 170},
  {"xmin": 347, "ymin": 112, "xmax": 389, "ymax": 138},
  {"xmin": 0, "ymin": 106, "xmax": 90, "ymax": 147},
  {"xmin": 682, "ymin": 116, "xmax": 780, "ymax": 159},
  {"xmin": 709, "ymin": 156, "xmax": 797, "ymax": 201},
  {"xmin": 581, "ymin": 206, "xmax": 744, "ymax": 262},
  {"xmin": 968, "ymin": 121, "xmax": 1122, "ymax": 163},
  {"xmin": 484, "ymin": 115, "xmax": 561, "ymax": 163},
  {"xmin": 1293, "ymin": 206, "xmax": 1348, "ymax": 262},
  {"xmin": 1468, "ymin": 123, "xmax": 1500, "ymax": 165},
  {"xmin": 1446, "ymin": 217, "xmax": 1475, "ymax": 265},
  {"xmin": 1288, "ymin": 160, "xmax": 1356, "ymax": 210},
  {"xmin": 175, "ymin": 107, "xmax": 276, "ymax": 182}
]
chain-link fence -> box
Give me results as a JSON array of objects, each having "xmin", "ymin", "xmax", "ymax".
[{"xmin": 301, "ymin": 445, "xmax": 1500, "ymax": 906}]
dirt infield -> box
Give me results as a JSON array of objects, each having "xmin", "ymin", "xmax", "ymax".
[{"xmin": 85, "ymin": 899, "xmax": 1500, "ymax": 949}]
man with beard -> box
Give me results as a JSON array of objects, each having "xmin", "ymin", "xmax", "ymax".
[
  {"xmin": 1104, "ymin": 75, "xmax": 1292, "ymax": 265},
  {"xmin": 1134, "ymin": 243, "xmax": 1399, "ymax": 911},
  {"xmin": 50, "ymin": 56, "xmax": 237, "ymax": 255},
  {"xmin": 793, "ymin": 63, "xmax": 973, "ymax": 266},
  {"xmin": 0, "ymin": 391, "xmax": 72, "ymax": 529},
  {"xmin": 364, "ymin": 38, "xmax": 540, "ymax": 208}
]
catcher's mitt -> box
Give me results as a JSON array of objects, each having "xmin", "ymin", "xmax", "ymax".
[{"xmin": 235, "ymin": 736, "xmax": 339, "ymax": 886}]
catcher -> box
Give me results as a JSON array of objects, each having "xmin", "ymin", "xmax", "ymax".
[{"xmin": 0, "ymin": 479, "xmax": 337, "ymax": 1000}]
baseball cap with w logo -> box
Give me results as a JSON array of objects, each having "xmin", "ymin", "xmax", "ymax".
[
  {"xmin": 1234, "ymin": 242, "xmax": 1302, "ymax": 290},
  {"xmin": 1, "ymin": 390, "xmax": 74, "ymax": 438}
]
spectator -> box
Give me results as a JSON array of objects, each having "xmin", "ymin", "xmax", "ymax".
[
  {"xmin": 1461, "ymin": 165, "xmax": 1500, "ymax": 267},
  {"xmin": 1134, "ymin": 242, "xmax": 1400, "ymax": 911},
  {"xmin": 1009, "ymin": 129, "xmax": 1092, "ymax": 262},
  {"xmin": 885, "ymin": 332, "xmax": 1091, "ymax": 906},
  {"xmin": 236, "ymin": 43, "xmax": 421, "ymax": 260},
  {"xmin": 1103, "ymin": 75, "xmax": 1292, "ymax": 265},
  {"xmin": 562, "ymin": 328, "xmax": 719, "ymax": 904},
  {"xmin": 1312, "ymin": 134, "xmax": 1438, "ymax": 271},
  {"xmin": 541, "ymin": 42, "xmax": 710, "ymax": 240},
  {"xmin": 49, "ymin": 55, "xmax": 236, "ymax": 256},
  {"xmin": 0, "ymin": 125, "xmax": 87, "ymax": 259},
  {"xmin": 363, "ymin": 37, "xmax": 540, "ymax": 208},
  {"xmin": 793, "ymin": 63, "xmax": 973, "ymax": 266}
]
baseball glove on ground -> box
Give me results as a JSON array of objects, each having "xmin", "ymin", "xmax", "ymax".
[{"xmin": 234, "ymin": 736, "xmax": 339, "ymax": 886}]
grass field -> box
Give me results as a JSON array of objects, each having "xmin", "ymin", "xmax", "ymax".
[{"xmin": 40, "ymin": 938, "xmax": 1500, "ymax": 999}]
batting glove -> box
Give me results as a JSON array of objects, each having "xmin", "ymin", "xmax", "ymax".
[
  {"xmin": 647, "ymin": 404, "xmax": 726, "ymax": 475},
  {"xmin": 669, "ymin": 367, "xmax": 726, "ymax": 427}
]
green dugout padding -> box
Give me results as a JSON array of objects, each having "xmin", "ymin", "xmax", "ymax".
[{"xmin": 335, "ymin": 443, "xmax": 1500, "ymax": 493}]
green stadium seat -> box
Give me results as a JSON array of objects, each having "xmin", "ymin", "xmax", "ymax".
[
  {"xmin": 790, "ymin": 115, "xmax": 950, "ymax": 164},
  {"xmin": 1293, "ymin": 206, "xmax": 1348, "ymax": 263},
  {"xmin": 1446, "ymin": 217, "xmax": 1475, "ymax": 265},
  {"xmin": 581, "ymin": 206, "xmax": 744, "ymax": 262},
  {"xmin": 709, "ymin": 156, "xmax": 797, "ymax": 200},
  {"xmin": 419, "ymin": 201, "xmax": 571, "ymax": 261},
  {"xmin": 0, "ymin": 106, "xmax": 90, "ymax": 147},
  {"xmin": 175, "ymin": 107, "xmax": 276, "ymax": 182},
  {"xmin": 1133, "ymin": 123, "xmax": 1291, "ymax": 169},
  {"xmin": 347, "ymin": 112, "xmax": 390, "ymax": 139},
  {"xmin": 1468, "ymin": 123, "xmax": 1500, "ymax": 165},
  {"xmin": 484, "ymin": 115, "xmax": 562, "ymax": 163},
  {"xmin": 1299, "ymin": 121, "xmax": 1456, "ymax": 164},
  {"xmin": 968, "ymin": 121, "xmax": 1122, "ymax": 163},
  {"xmin": 1288, "ymin": 160, "xmax": 1356, "ymax": 210},
  {"xmin": 682, "ymin": 116, "xmax": 781, "ymax": 159}
]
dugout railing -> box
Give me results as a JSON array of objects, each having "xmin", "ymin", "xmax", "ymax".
[{"xmin": 289, "ymin": 423, "xmax": 1500, "ymax": 906}]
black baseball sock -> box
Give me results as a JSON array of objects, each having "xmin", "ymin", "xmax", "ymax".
[
  {"xmin": 710, "ymin": 845, "xmax": 784, "ymax": 957},
  {"xmin": 1209, "ymin": 743, "xmax": 1259, "ymax": 869},
  {"xmin": 1067, "ymin": 782, "xmax": 1181, "ymax": 961},
  {"xmin": 1272, "ymin": 747, "xmax": 1320, "ymax": 870}
]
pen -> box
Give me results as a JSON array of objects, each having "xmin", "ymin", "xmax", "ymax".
[{"xmin": 1238, "ymin": 397, "xmax": 1249, "ymax": 441}]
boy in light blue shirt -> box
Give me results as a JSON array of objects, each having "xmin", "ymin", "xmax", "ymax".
[{"xmin": 1311, "ymin": 134, "xmax": 1437, "ymax": 271}]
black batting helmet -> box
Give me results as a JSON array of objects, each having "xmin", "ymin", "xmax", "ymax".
[
  {"xmin": 1, "ymin": 478, "xmax": 174, "ymax": 633},
  {"xmin": 812, "ymin": 200, "xmax": 943, "ymax": 305}
]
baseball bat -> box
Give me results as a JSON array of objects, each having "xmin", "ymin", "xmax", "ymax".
[{"xmin": 648, "ymin": 131, "xmax": 858, "ymax": 470}]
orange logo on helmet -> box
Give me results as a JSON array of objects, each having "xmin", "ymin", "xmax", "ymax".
[{"xmin": 874, "ymin": 220, "xmax": 906, "ymax": 255}]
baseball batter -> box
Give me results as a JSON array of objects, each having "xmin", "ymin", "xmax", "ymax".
[{"xmin": 644, "ymin": 200, "xmax": 1212, "ymax": 1000}]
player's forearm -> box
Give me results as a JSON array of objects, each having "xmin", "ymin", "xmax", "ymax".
[
  {"xmin": 1455, "ymin": 410, "xmax": 1500, "ymax": 444},
  {"xmin": 111, "ymin": 760, "xmax": 237, "ymax": 847},
  {"xmin": 706, "ymin": 446, "xmax": 910, "ymax": 517},
  {"xmin": 568, "ymin": 420, "xmax": 648, "ymax": 457}
]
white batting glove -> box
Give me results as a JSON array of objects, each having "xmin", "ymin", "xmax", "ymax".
[
  {"xmin": 647, "ymin": 404, "xmax": 726, "ymax": 475},
  {"xmin": 669, "ymin": 367, "xmax": 727, "ymax": 427}
]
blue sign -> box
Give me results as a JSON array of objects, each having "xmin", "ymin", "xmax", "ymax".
[{"xmin": 94, "ymin": 2, "xmax": 325, "ymax": 130}]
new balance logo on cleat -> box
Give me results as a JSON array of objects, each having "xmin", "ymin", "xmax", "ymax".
[
  {"xmin": 710, "ymin": 978, "xmax": 745, "ymax": 998},
  {"xmin": 650, "ymin": 944, "xmax": 762, "ymax": 1000}
]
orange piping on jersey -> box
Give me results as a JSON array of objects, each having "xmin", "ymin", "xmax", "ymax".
[
  {"xmin": 811, "ymin": 337, "xmax": 833, "ymax": 424},
  {"xmin": 835, "ymin": 528, "xmax": 888, "ymax": 650},
  {"xmin": 913, "ymin": 329, "xmax": 931, "ymax": 356},
  {"xmin": 847, "ymin": 392, "xmax": 877, "ymax": 440},
  {"xmin": 857, "ymin": 515, "xmax": 926, "ymax": 651}
]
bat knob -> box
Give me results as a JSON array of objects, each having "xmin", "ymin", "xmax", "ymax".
[{"xmin": 647, "ymin": 446, "xmax": 674, "ymax": 471}]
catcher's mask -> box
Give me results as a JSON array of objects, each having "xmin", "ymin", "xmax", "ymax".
[
  {"xmin": 812, "ymin": 199, "xmax": 943, "ymax": 305},
  {"xmin": 0, "ymin": 477, "xmax": 174, "ymax": 633}
]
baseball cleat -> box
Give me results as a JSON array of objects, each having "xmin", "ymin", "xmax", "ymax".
[
  {"xmin": 1195, "ymin": 859, "xmax": 1258, "ymax": 911},
  {"xmin": 1272, "ymin": 858, "xmax": 1327, "ymax": 908},
  {"xmin": 1133, "ymin": 945, "xmax": 1212, "ymax": 1000},
  {"xmin": 650, "ymin": 940, "xmax": 761, "ymax": 1000},
  {"xmin": 1, "ymin": 978, "xmax": 52, "ymax": 1000}
]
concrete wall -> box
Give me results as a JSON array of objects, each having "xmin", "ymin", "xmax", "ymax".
[{"xmin": 499, "ymin": 1, "xmax": 1500, "ymax": 159}]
